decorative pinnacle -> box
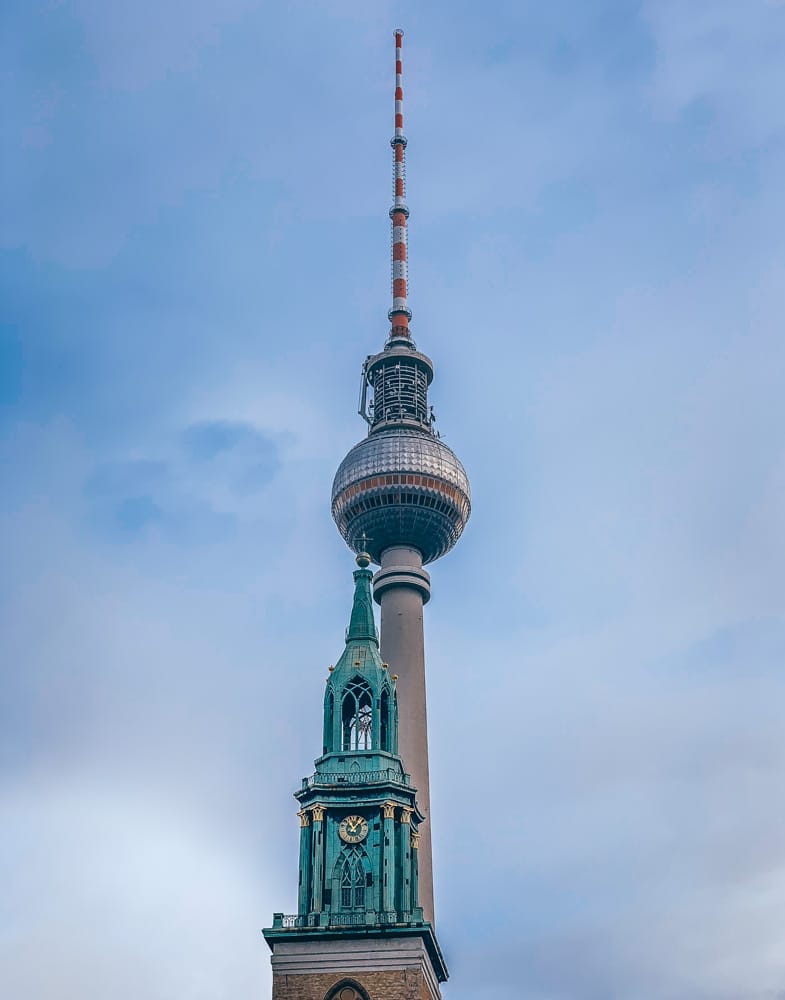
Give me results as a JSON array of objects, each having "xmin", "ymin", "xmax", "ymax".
[{"xmin": 389, "ymin": 28, "xmax": 411, "ymax": 339}]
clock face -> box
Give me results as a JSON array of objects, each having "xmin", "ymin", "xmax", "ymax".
[{"xmin": 339, "ymin": 814, "xmax": 369, "ymax": 844}]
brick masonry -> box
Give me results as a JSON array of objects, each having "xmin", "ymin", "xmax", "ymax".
[
  {"xmin": 267, "ymin": 935, "xmax": 442, "ymax": 1000},
  {"xmin": 272, "ymin": 968, "xmax": 434, "ymax": 1000}
]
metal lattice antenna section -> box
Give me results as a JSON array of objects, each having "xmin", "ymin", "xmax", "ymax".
[{"xmin": 389, "ymin": 29, "xmax": 411, "ymax": 339}]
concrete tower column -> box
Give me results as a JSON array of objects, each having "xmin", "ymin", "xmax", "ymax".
[{"xmin": 373, "ymin": 544, "xmax": 435, "ymax": 923}]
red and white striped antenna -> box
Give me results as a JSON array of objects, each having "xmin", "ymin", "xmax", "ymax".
[{"xmin": 389, "ymin": 28, "xmax": 411, "ymax": 340}]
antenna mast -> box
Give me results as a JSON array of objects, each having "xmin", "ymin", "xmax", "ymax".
[{"xmin": 389, "ymin": 29, "xmax": 411, "ymax": 340}]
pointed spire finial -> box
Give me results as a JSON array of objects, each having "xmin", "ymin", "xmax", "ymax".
[
  {"xmin": 389, "ymin": 28, "xmax": 411, "ymax": 340},
  {"xmin": 356, "ymin": 532, "xmax": 372, "ymax": 567}
]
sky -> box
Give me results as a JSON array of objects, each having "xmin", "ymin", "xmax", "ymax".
[{"xmin": 2, "ymin": 1, "xmax": 785, "ymax": 998}]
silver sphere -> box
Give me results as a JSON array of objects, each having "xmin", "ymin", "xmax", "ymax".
[{"xmin": 331, "ymin": 427, "xmax": 471, "ymax": 565}]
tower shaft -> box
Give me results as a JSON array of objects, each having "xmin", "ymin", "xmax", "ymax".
[{"xmin": 373, "ymin": 545, "xmax": 435, "ymax": 923}]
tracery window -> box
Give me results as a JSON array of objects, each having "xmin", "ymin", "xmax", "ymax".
[
  {"xmin": 339, "ymin": 847, "xmax": 366, "ymax": 909},
  {"xmin": 341, "ymin": 676, "xmax": 373, "ymax": 751}
]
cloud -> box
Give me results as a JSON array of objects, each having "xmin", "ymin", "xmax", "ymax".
[
  {"xmin": 643, "ymin": 0, "xmax": 785, "ymax": 149},
  {"xmin": 83, "ymin": 421, "xmax": 283, "ymax": 542},
  {"xmin": 182, "ymin": 419, "xmax": 282, "ymax": 491},
  {"xmin": 3, "ymin": 1, "xmax": 785, "ymax": 998},
  {"xmin": 0, "ymin": 779, "xmax": 266, "ymax": 1000}
]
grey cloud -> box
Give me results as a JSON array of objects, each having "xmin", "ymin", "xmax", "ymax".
[
  {"xmin": 182, "ymin": 419, "xmax": 282, "ymax": 492},
  {"xmin": 4, "ymin": 1, "xmax": 785, "ymax": 998},
  {"xmin": 0, "ymin": 780, "xmax": 266, "ymax": 1000},
  {"xmin": 84, "ymin": 421, "xmax": 282, "ymax": 541},
  {"xmin": 643, "ymin": 0, "xmax": 785, "ymax": 148},
  {"xmin": 665, "ymin": 617, "xmax": 785, "ymax": 678},
  {"xmin": 86, "ymin": 459, "xmax": 169, "ymax": 494}
]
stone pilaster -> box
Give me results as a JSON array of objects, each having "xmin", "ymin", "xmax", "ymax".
[
  {"xmin": 410, "ymin": 828, "xmax": 420, "ymax": 917},
  {"xmin": 297, "ymin": 810, "xmax": 312, "ymax": 914},
  {"xmin": 381, "ymin": 801, "xmax": 396, "ymax": 915},
  {"xmin": 311, "ymin": 805, "xmax": 325, "ymax": 913}
]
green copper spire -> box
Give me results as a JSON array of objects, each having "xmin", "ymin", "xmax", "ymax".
[
  {"xmin": 346, "ymin": 552, "xmax": 378, "ymax": 645},
  {"xmin": 323, "ymin": 553, "xmax": 394, "ymax": 758}
]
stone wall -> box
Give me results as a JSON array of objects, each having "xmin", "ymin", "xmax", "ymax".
[{"xmin": 268, "ymin": 935, "xmax": 442, "ymax": 1000}]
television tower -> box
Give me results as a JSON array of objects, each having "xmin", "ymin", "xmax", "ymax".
[
  {"xmin": 264, "ymin": 31, "xmax": 469, "ymax": 1000},
  {"xmin": 331, "ymin": 28, "xmax": 471, "ymax": 924}
]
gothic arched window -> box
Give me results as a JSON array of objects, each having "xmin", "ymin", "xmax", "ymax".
[
  {"xmin": 324, "ymin": 980, "xmax": 370, "ymax": 1000},
  {"xmin": 339, "ymin": 847, "xmax": 367, "ymax": 909},
  {"xmin": 341, "ymin": 677, "xmax": 373, "ymax": 751}
]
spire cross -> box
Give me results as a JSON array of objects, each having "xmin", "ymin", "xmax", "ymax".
[
  {"xmin": 389, "ymin": 28, "xmax": 411, "ymax": 339},
  {"xmin": 355, "ymin": 533, "xmax": 372, "ymax": 570}
]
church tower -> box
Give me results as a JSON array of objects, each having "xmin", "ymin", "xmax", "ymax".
[
  {"xmin": 264, "ymin": 29, "xmax": 470, "ymax": 1000},
  {"xmin": 264, "ymin": 555, "xmax": 447, "ymax": 999}
]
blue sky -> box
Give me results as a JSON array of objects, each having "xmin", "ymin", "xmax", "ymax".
[{"xmin": 2, "ymin": 1, "xmax": 785, "ymax": 998}]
